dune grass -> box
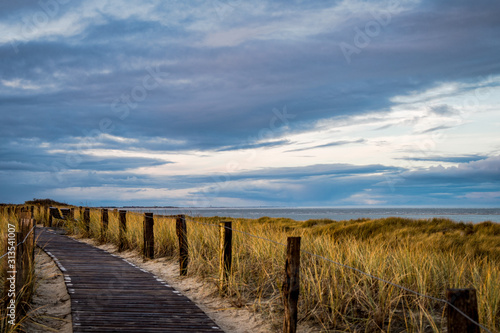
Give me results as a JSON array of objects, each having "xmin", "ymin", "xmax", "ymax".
[
  {"xmin": 4, "ymin": 204, "xmax": 495, "ymax": 332},
  {"xmin": 57, "ymin": 209, "xmax": 500, "ymax": 332},
  {"xmin": 0, "ymin": 206, "xmax": 40, "ymax": 333}
]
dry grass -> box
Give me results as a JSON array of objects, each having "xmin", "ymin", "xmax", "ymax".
[
  {"xmin": 0, "ymin": 206, "xmax": 40, "ymax": 333},
  {"xmin": 12, "ymin": 205, "xmax": 500, "ymax": 332}
]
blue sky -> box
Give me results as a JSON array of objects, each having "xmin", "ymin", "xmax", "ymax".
[{"xmin": 1, "ymin": 0, "xmax": 499, "ymax": 207}]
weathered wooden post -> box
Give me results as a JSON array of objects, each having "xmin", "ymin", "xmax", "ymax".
[
  {"xmin": 101, "ymin": 208, "xmax": 109, "ymax": 240},
  {"xmin": 176, "ymin": 215, "xmax": 189, "ymax": 276},
  {"xmin": 143, "ymin": 213, "xmax": 154, "ymax": 259},
  {"xmin": 219, "ymin": 221, "xmax": 232, "ymax": 293},
  {"xmin": 45, "ymin": 206, "xmax": 50, "ymax": 226},
  {"xmin": 282, "ymin": 237, "xmax": 301, "ymax": 333},
  {"xmin": 15, "ymin": 232, "xmax": 25, "ymax": 296},
  {"xmin": 447, "ymin": 288, "xmax": 480, "ymax": 333},
  {"xmin": 19, "ymin": 218, "xmax": 35, "ymax": 298},
  {"xmin": 48, "ymin": 207, "xmax": 56, "ymax": 227},
  {"xmin": 83, "ymin": 208, "xmax": 90, "ymax": 235},
  {"xmin": 119, "ymin": 210, "xmax": 127, "ymax": 251}
]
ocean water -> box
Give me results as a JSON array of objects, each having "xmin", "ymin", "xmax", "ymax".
[{"xmin": 124, "ymin": 207, "xmax": 500, "ymax": 223}]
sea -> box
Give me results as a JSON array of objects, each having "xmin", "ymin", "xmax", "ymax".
[{"xmin": 123, "ymin": 207, "xmax": 500, "ymax": 224}]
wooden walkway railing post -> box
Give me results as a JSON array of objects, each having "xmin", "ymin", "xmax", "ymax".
[
  {"xmin": 101, "ymin": 208, "xmax": 108, "ymax": 240},
  {"xmin": 48, "ymin": 207, "xmax": 56, "ymax": 227},
  {"xmin": 118, "ymin": 210, "xmax": 127, "ymax": 251},
  {"xmin": 143, "ymin": 213, "xmax": 154, "ymax": 259},
  {"xmin": 83, "ymin": 208, "xmax": 90, "ymax": 235},
  {"xmin": 219, "ymin": 221, "xmax": 232, "ymax": 293},
  {"xmin": 176, "ymin": 215, "xmax": 189, "ymax": 276},
  {"xmin": 282, "ymin": 236, "xmax": 301, "ymax": 333},
  {"xmin": 447, "ymin": 288, "xmax": 480, "ymax": 333},
  {"xmin": 14, "ymin": 232, "xmax": 24, "ymax": 297}
]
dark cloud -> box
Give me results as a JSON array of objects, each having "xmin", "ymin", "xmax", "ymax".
[
  {"xmin": 429, "ymin": 105, "xmax": 459, "ymax": 115},
  {"xmin": 397, "ymin": 155, "xmax": 488, "ymax": 164},
  {"xmin": 1, "ymin": 1, "xmax": 499, "ymax": 205},
  {"xmin": 286, "ymin": 139, "xmax": 365, "ymax": 152}
]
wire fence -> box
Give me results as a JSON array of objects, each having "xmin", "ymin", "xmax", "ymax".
[{"xmin": 186, "ymin": 218, "xmax": 495, "ymax": 333}]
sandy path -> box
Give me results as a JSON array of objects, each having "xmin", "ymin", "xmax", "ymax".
[{"xmin": 23, "ymin": 247, "xmax": 72, "ymax": 333}]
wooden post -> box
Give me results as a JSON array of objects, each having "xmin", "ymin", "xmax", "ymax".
[
  {"xmin": 176, "ymin": 215, "xmax": 189, "ymax": 276},
  {"xmin": 101, "ymin": 208, "xmax": 108, "ymax": 240},
  {"xmin": 45, "ymin": 206, "xmax": 50, "ymax": 226},
  {"xmin": 143, "ymin": 213, "xmax": 154, "ymax": 259},
  {"xmin": 48, "ymin": 207, "xmax": 56, "ymax": 227},
  {"xmin": 19, "ymin": 218, "xmax": 35, "ymax": 298},
  {"xmin": 15, "ymin": 232, "xmax": 25, "ymax": 296},
  {"xmin": 83, "ymin": 208, "xmax": 90, "ymax": 234},
  {"xmin": 282, "ymin": 237, "xmax": 301, "ymax": 333},
  {"xmin": 447, "ymin": 288, "xmax": 480, "ymax": 333},
  {"xmin": 118, "ymin": 210, "xmax": 127, "ymax": 251},
  {"xmin": 219, "ymin": 221, "xmax": 232, "ymax": 293}
]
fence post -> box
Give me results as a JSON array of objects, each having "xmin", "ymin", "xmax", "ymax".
[
  {"xmin": 48, "ymin": 207, "xmax": 55, "ymax": 227},
  {"xmin": 176, "ymin": 215, "xmax": 189, "ymax": 276},
  {"xmin": 119, "ymin": 210, "xmax": 127, "ymax": 251},
  {"xmin": 143, "ymin": 213, "xmax": 154, "ymax": 259},
  {"xmin": 101, "ymin": 208, "xmax": 108, "ymax": 240},
  {"xmin": 15, "ymin": 232, "xmax": 25, "ymax": 298},
  {"xmin": 282, "ymin": 237, "xmax": 301, "ymax": 333},
  {"xmin": 19, "ymin": 218, "xmax": 35, "ymax": 298},
  {"xmin": 446, "ymin": 288, "xmax": 480, "ymax": 333},
  {"xmin": 83, "ymin": 208, "xmax": 90, "ymax": 235},
  {"xmin": 219, "ymin": 221, "xmax": 232, "ymax": 293}
]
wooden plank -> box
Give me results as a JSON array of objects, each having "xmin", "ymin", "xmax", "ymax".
[{"xmin": 36, "ymin": 227, "xmax": 224, "ymax": 332}]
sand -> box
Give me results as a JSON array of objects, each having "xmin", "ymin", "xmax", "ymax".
[{"xmin": 23, "ymin": 248, "xmax": 72, "ymax": 333}]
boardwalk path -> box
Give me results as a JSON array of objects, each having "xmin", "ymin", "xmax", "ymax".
[{"xmin": 36, "ymin": 227, "xmax": 225, "ymax": 333}]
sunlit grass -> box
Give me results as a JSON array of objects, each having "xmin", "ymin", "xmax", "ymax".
[{"xmin": 57, "ymin": 209, "xmax": 500, "ymax": 331}]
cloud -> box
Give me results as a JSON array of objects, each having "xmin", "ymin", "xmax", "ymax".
[
  {"xmin": 1, "ymin": 0, "xmax": 500, "ymax": 206},
  {"xmin": 286, "ymin": 139, "xmax": 365, "ymax": 152},
  {"xmin": 429, "ymin": 104, "xmax": 459, "ymax": 115},
  {"xmin": 397, "ymin": 154, "xmax": 488, "ymax": 164}
]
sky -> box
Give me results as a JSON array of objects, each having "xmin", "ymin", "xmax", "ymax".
[{"xmin": 0, "ymin": 0, "xmax": 499, "ymax": 207}]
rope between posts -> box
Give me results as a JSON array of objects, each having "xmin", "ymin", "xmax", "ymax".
[
  {"xmin": 0, "ymin": 225, "xmax": 36, "ymax": 260},
  {"xmin": 186, "ymin": 218, "xmax": 495, "ymax": 333}
]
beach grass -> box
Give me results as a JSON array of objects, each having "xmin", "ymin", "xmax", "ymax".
[
  {"xmin": 61, "ymin": 209, "xmax": 500, "ymax": 332},
  {"xmin": 0, "ymin": 206, "xmax": 38, "ymax": 333},
  {"xmin": 3, "ymin": 204, "xmax": 499, "ymax": 332}
]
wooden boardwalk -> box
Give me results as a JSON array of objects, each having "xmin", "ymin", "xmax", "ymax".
[{"xmin": 36, "ymin": 227, "xmax": 225, "ymax": 333}]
